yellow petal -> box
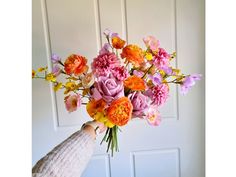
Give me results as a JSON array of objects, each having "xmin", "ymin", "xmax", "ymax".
[
  {"xmin": 159, "ymin": 70, "xmax": 166, "ymax": 77},
  {"xmin": 82, "ymin": 89, "xmax": 90, "ymax": 96},
  {"xmin": 64, "ymin": 88, "xmax": 70, "ymax": 94},
  {"xmin": 93, "ymin": 112, "xmax": 106, "ymax": 122},
  {"xmin": 45, "ymin": 73, "xmax": 56, "ymax": 82},
  {"xmin": 38, "ymin": 67, "xmax": 46, "ymax": 72},
  {"xmin": 172, "ymin": 68, "xmax": 181, "ymax": 75},
  {"xmin": 145, "ymin": 53, "xmax": 153, "ymax": 60},
  {"xmin": 54, "ymin": 83, "xmax": 63, "ymax": 92},
  {"xmin": 104, "ymin": 120, "xmax": 115, "ymax": 128},
  {"xmin": 97, "ymin": 114, "xmax": 108, "ymax": 123}
]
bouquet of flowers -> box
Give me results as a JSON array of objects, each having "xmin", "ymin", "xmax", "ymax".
[{"xmin": 32, "ymin": 29, "xmax": 201, "ymax": 155}]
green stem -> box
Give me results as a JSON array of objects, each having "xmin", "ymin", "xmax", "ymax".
[
  {"xmin": 101, "ymin": 128, "xmax": 110, "ymax": 145},
  {"xmin": 106, "ymin": 129, "xmax": 112, "ymax": 153},
  {"xmin": 58, "ymin": 60, "xmax": 64, "ymax": 66},
  {"xmin": 141, "ymin": 64, "xmax": 154, "ymax": 79},
  {"xmin": 163, "ymin": 81, "xmax": 182, "ymax": 84},
  {"xmin": 101, "ymin": 126, "xmax": 119, "ymax": 156},
  {"xmin": 114, "ymin": 126, "xmax": 118, "ymax": 151},
  {"xmin": 106, "ymin": 36, "xmax": 114, "ymax": 52},
  {"xmin": 111, "ymin": 127, "xmax": 116, "ymax": 156},
  {"xmin": 125, "ymin": 61, "xmax": 130, "ymax": 68},
  {"xmin": 115, "ymin": 49, "xmax": 119, "ymax": 57},
  {"xmin": 33, "ymin": 76, "xmax": 45, "ymax": 79}
]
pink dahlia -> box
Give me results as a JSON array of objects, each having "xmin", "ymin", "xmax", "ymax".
[
  {"xmin": 92, "ymin": 52, "xmax": 120, "ymax": 76},
  {"xmin": 111, "ymin": 66, "xmax": 129, "ymax": 81},
  {"xmin": 145, "ymin": 84, "xmax": 169, "ymax": 106},
  {"xmin": 153, "ymin": 48, "xmax": 170, "ymax": 69}
]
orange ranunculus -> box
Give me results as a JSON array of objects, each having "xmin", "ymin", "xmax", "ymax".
[
  {"xmin": 86, "ymin": 99, "xmax": 107, "ymax": 118},
  {"xmin": 124, "ymin": 75, "xmax": 146, "ymax": 91},
  {"xmin": 107, "ymin": 97, "xmax": 133, "ymax": 126},
  {"xmin": 121, "ymin": 44, "xmax": 144, "ymax": 67},
  {"xmin": 64, "ymin": 54, "xmax": 88, "ymax": 76},
  {"xmin": 112, "ymin": 36, "xmax": 126, "ymax": 49}
]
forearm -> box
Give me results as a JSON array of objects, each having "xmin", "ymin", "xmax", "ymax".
[{"xmin": 32, "ymin": 128, "xmax": 95, "ymax": 177}]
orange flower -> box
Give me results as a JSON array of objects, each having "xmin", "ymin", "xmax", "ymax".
[
  {"xmin": 107, "ymin": 97, "xmax": 133, "ymax": 126},
  {"xmin": 112, "ymin": 36, "xmax": 126, "ymax": 49},
  {"xmin": 124, "ymin": 75, "xmax": 146, "ymax": 91},
  {"xmin": 64, "ymin": 54, "xmax": 88, "ymax": 76},
  {"xmin": 121, "ymin": 45, "xmax": 144, "ymax": 67},
  {"xmin": 86, "ymin": 99, "xmax": 107, "ymax": 118}
]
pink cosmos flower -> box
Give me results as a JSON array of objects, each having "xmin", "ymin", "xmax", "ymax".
[
  {"xmin": 111, "ymin": 66, "xmax": 129, "ymax": 81},
  {"xmin": 92, "ymin": 52, "xmax": 120, "ymax": 77},
  {"xmin": 128, "ymin": 92, "xmax": 149, "ymax": 118},
  {"xmin": 153, "ymin": 48, "xmax": 170, "ymax": 69},
  {"xmin": 52, "ymin": 65, "xmax": 61, "ymax": 76},
  {"xmin": 64, "ymin": 94, "xmax": 81, "ymax": 113},
  {"xmin": 143, "ymin": 36, "xmax": 160, "ymax": 51},
  {"xmin": 145, "ymin": 84, "xmax": 169, "ymax": 106},
  {"xmin": 99, "ymin": 43, "xmax": 111, "ymax": 55},
  {"xmin": 144, "ymin": 105, "xmax": 161, "ymax": 126},
  {"xmin": 180, "ymin": 74, "xmax": 202, "ymax": 95}
]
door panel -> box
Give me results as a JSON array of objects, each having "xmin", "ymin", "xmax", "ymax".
[{"xmin": 32, "ymin": 0, "xmax": 205, "ymax": 176}]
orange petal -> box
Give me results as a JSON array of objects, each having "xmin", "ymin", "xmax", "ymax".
[
  {"xmin": 112, "ymin": 36, "xmax": 126, "ymax": 49},
  {"xmin": 124, "ymin": 75, "xmax": 146, "ymax": 91},
  {"xmin": 86, "ymin": 99, "xmax": 107, "ymax": 118},
  {"xmin": 107, "ymin": 97, "xmax": 133, "ymax": 126}
]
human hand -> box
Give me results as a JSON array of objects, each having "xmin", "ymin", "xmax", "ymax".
[{"xmin": 82, "ymin": 120, "xmax": 107, "ymax": 139}]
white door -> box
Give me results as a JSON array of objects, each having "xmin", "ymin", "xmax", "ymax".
[{"xmin": 32, "ymin": 0, "xmax": 205, "ymax": 177}]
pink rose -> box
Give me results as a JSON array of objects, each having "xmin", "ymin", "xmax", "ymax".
[
  {"xmin": 64, "ymin": 94, "xmax": 81, "ymax": 113},
  {"xmin": 128, "ymin": 92, "xmax": 149, "ymax": 118},
  {"xmin": 92, "ymin": 76, "xmax": 124, "ymax": 103}
]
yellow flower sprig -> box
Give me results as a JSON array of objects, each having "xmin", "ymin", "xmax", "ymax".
[{"xmin": 33, "ymin": 64, "xmax": 88, "ymax": 95}]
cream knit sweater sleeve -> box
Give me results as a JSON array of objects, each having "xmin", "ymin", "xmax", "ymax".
[{"xmin": 32, "ymin": 130, "xmax": 95, "ymax": 177}]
